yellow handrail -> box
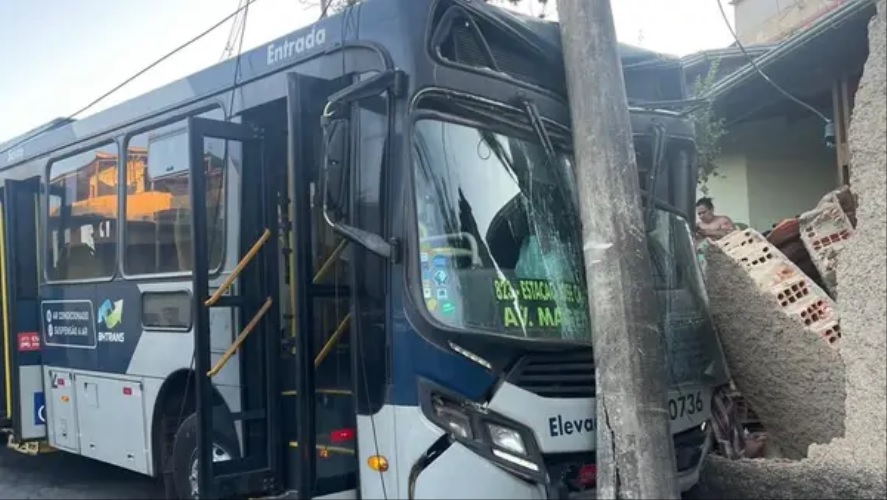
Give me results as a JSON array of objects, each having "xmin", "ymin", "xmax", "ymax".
[
  {"xmin": 314, "ymin": 313, "xmax": 351, "ymax": 368},
  {"xmin": 313, "ymin": 240, "xmax": 348, "ymax": 284},
  {"xmin": 207, "ymin": 297, "xmax": 273, "ymax": 377},
  {"xmin": 287, "ymin": 441, "xmax": 355, "ymax": 455},
  {"xmin": 205, "ymin": 228, "xmax": 271, "ymax": 307},
  {"xmin": 0, "ymin": 204, "xmax": 12, "ymax": 417}
]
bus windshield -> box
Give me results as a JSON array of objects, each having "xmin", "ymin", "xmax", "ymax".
[{"xmin": 412, "ymin": 118, "xmax": 591, "ymax": 343}]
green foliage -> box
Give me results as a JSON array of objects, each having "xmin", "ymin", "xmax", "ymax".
[{"xmin": 688, "ymin": 59, "xmax": 727, "ymax": 196}]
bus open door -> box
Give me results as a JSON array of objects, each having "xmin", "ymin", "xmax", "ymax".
[{"xmin": 0, "ymin": 177, "xmax": 45, "ymax": 448}]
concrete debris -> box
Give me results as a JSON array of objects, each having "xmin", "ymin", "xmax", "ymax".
[
  {"xmin": 716, "ymin": 228, "xmax": 841, "ymax": 347},
  {"xmin": 703, "ymin": 244, "xmax": 845, "ymax": 459},
  {"xmin": 798, "ymin": 189, "xmax": 855, "ymax": 295},
  {"xmin": 695, "ymin": 455, "xmax": 887, "ymax": 499},
  {"xmin": 766, "ymin": 217, "xmax": 827, "ymax": 292}
]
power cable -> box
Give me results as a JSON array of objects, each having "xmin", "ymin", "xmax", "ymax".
[
  {"xmin": 0, "ymin": 0, "xmax": 261, "ymax": 160},
  {"xmin": 220, "ymin": 0, "xmax": 249, "ymax": 61},
  {"xmin": 715, "ymin": 0, "xmax": 832, "ymax": 124}
]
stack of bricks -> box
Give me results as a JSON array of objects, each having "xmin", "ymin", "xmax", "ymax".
[
  {"xmin": 798, "ymin": 187, "xmax": 857, "ymax": 296},
  {"xmin": 716, "ymin": 227, "xmax": 841, "ymax": 347}
]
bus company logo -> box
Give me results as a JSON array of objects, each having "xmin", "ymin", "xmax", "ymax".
[
  {"xmin": 266, "ymin": 26, "xmax": 327, "ymax": 65},
  {"xmin": 97, "ymin": 299, "xmax": 124, "ymax": 330},
  {"xmin": 548, "ymin": 414, "xmax": 595, "ymax": 437}
]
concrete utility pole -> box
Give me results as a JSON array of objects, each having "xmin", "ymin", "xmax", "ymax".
[{"xmin": 555, "ymin": 1, "xmax": 679, "ymax": 499}]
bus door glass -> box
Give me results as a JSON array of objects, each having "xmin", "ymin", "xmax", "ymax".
[
  {"xmin": 0, "ymin": 177, "xmax": 44, "ymax": 442},
  {"xmin": 186, "ymin": 115, "xmax": 284, "ymax": 498},
  {"xmin": 286, "ymin": 71, "xmax": 361, "ymax": 498}
]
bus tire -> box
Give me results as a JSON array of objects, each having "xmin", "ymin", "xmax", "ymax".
[{"xmin": 170, "ymin": 411, "xmax": 240, "ymax": 499}]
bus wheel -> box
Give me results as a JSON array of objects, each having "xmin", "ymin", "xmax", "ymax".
[{"xmin": 170, "ymin": 412, "xmax": 239, "ymax": 499}]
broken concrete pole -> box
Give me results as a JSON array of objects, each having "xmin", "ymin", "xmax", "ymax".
[
  {"xmin": 703, "ymin": 241, "xmax": 844, "ymax": 459},
  {"xmin": 798, "ymin": 189, "xmax": 855, "ymax": 295}
]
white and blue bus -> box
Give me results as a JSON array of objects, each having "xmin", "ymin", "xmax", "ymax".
[{"xmin": 0, "ymin": 0, "xmax": 727, "ymax": 498}]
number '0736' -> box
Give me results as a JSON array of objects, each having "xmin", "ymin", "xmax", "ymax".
[{"xmin": 668, "ymin": 391, "xmax": 704, "ymax": 420}]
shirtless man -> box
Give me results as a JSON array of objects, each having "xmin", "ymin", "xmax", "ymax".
[{"xmin": 695, "ymin": 197, "xmax": 736, "ymax": 241}]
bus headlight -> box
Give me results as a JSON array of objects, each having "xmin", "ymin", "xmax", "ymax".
[
  {"xmin": 431, "ymin": 397, "xmax": 473, "ymax": 440},
  {"xmin": 487, "ymin": 422, "xmax": 526, "ymax": 455},
  {"xmin": 418, "ymin": 380, "xmax": 545, "ymax": 481}
]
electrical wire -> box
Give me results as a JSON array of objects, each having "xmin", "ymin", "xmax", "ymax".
[
  {"xmin": 319, "ymin": 0, "xmax": 334, "ymax": 20},
  {"xmin": 331, "ymin": 3, "xmax": 387, "ymax": 498},
  {"xmin": 715, "ymin": 0, "xmax": 832, "ymax": 124},
  {"xmin": 220, "ymin": 0, "xmax": 249, "ymax": 61},
  {"xmin": 0, "ymin": 0, "xmax": 261, "ymax": 160}
]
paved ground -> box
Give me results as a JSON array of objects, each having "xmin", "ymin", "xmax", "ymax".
[
  {"xmin": 0, "ymin": 448, "xmax": 162, "ymax": 499},
  {"xmin": 0, "ymin": 446, "xmax": 714, "ymax": 499}
]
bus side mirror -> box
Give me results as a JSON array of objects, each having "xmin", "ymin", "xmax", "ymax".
[
  {"xmin": 320, "ymin": 104, "xmax": 394, "ymax": 260},
  {"xmin": 322, "ymin": 119, "xmax": 349, "ymax": 218},
  {"xmin": 319, "ymin": 70, "xmax": 405, "ymax": 261}
]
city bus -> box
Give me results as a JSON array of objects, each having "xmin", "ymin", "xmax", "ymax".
[{"xmin": 0, "ymin": 0, "xmax": 727, "ymax": 498}]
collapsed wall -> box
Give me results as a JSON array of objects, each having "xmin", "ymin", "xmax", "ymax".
[
  {"xmin": 698, "ymin": 1, "xmax": 886, "ymax": 496},
  {"xmin": 703, "ymin": 242, "xmax": 845, "ymax": 459}
]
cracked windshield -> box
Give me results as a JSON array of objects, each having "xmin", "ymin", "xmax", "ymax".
[{"xmin": 413, "ymin": 118, "xmax": 591, "ymax": 342}]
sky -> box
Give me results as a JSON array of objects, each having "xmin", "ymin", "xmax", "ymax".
[{"xmin": 0, "ymin": 0, "xmax": 736, "ymax": 143}]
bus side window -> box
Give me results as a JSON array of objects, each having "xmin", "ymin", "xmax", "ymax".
[
  {"xmin": 122, "ymin": 109, "xmax": 228, "ymax": 276},
  {"xmin": 47, "ymin": 143, "xmax": 119, "ymax": 281}
]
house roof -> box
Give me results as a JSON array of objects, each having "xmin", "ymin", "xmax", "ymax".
[
  {"xmin": 680, "ymin": 44, "xmax": 776, "ymax": 73},
  {"xmin": 706, "ymin": 0, "xmax": 876, "ymax": 123}
]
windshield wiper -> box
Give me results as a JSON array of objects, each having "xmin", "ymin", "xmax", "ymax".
[
  {"xmin": 521, "ymin": 100, "xmax": 557, "ymax": 166},
  {"xmin": 479, "ymin": 130, "xmax": 522, "ymax": 189},
  {"xmin": 521, "ymin": 100, "xmax": 578, "ymax": 216},
  {"xmin": 644, "ymin": 122, "xmax": 668, "ymax": 229}
]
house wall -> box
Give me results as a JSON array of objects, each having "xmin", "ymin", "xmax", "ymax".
[
  {"xmin": 734, "ymin": 0, "xmax": 846, "ymax": 44},
  {"xmin": 744, "ymin": 115, "xmax": 839, "ymax": 229},
  {"xmin": 699, "ymin": 114, "xmax": 839, "ymax": 231},
  {"xmin": 696, "ymin": 153, "xmax": 750, "ymax": 226}
]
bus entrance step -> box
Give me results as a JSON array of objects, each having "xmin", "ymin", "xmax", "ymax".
[
  {"xmin": 230, "ymin": 409, "xmax": 266, "ymax": 422},
  {"xmin": 212, "ymin": 468, "xmax": 277, "ymax": 499}
]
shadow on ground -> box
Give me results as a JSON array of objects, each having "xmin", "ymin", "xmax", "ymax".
[{"xmin": 0, "ymin": 448, "xmax": 162, "ymax": 499}]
